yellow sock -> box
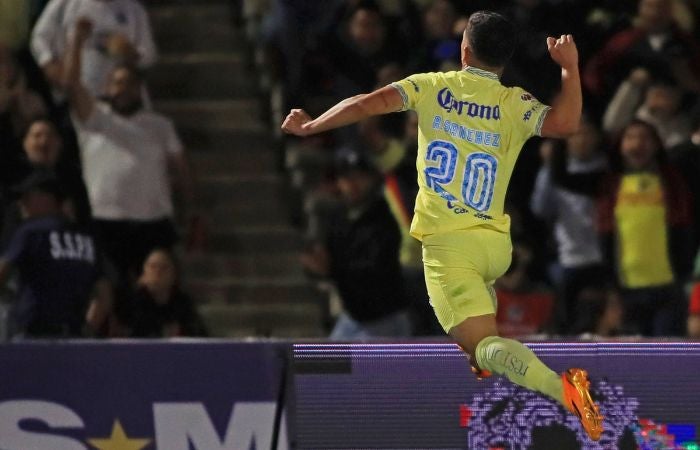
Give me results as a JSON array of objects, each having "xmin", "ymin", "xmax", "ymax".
[{"xmin": 475, "ymin": 335, "xmax": 564, "ymax": 405}]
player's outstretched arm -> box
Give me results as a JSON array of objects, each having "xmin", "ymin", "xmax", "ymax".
[
  {"xmin": 281, "ymin": 85, "xmax": 404, "ymax": 137},
  {"xmin": 540, "ymin": 34, "xmax": 582, "ymax": 139}
]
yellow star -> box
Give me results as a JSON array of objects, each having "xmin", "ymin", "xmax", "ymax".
[{"xmin": 87, "ymin": 420, "xmax": 151, "ymax": 450}]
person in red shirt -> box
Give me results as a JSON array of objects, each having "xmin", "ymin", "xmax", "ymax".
[{"xmin": 495, "ymin": 243, "xmax": 554, "ymax": 338}]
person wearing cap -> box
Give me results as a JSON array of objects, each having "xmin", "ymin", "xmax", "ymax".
[
  {"xmin": 0, "ymin": 170, "xmax": 111, "ymax": 338},
  {"xmin": 301, "ymin": 150, "xmax": 410, "ymax": 339}
]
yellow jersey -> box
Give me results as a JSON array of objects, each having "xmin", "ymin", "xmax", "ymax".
[
  {"xmin": 614, "ymin": 173, "xmax": 674, "ymax": 288},
  {"xmin": 391, "ymin": 67, "xmax": 550, "ymax": 240}
]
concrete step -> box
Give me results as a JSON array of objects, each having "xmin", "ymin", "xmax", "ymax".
[
  {"xmin": 196, "ymin": 175, "xmax": 295, "ymax": 227},
  {"xmin": 204, "ymin": 225, "xmax": 303, "ymax": 253},
  {"xmin": 145, "ymin": 0, "xmax": 316, "ymax": 338},
  {"xmin": 183, "ymin": 249, "xmax": 303, "ymax": 278},
  {"xmin": 190, "ymin": 145, "xmax": 276, "ymax": 176},
  {"xmin": 285, "ymin": 142, "xmax": 334, "ymax": 190},
  {"xmin": 149, "ymin": 3, "xmax": 244, "ymax": 54},
  {"xmin": 180, "ymin": 127, "xmax": 273, "ymax": 154},
  {"xmin": 186, "ymin": 276, "xmax": 326, "ymax": 305},
  {"xmin": 199, "ymin": 302, "xmax": 327, "ymax": 338},
  {"xmin": 199, "ymin": 174, "xmax": 282, "ymax": 204},
  {"xmin": 156, "ymin": 99, "xmax": 264, "ymax": 133},
  {"xmin": 206, "ymin": 201, "xmax": 290, "ymax": 228},
  {"xmin": 147, "ymin": 0, "xmax": 229, "ymax": 4},
  {"xmin": 149, "ymin": 53, "xmax": 255, "ymax": 100}
]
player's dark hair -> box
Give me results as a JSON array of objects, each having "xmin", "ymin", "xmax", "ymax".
[{"xmin": 465, "ymin": 11, "xmax": 516, "ymax": 68}]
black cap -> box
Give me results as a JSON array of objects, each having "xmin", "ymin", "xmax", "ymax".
[
  {"xmin": 12, "ymin": 170, "xmax": 65, "ymax": 200},
  {"xmin": 334, "ymin": 149, "xmax": 376, "ymax": 176}
]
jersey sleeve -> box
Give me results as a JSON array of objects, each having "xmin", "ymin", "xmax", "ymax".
[
  {"xmin": 390, "ymin": 73, "xmax": 435, "ymax": 111},
  {"xmin": 505, "ymin": 87, "xmax": 551, "ymax": 138}
]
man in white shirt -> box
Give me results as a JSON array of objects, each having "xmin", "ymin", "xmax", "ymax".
[
  {"xmin": 63, "ymin": 17, "xmax": 192, "ymax": 281},
  {"xmin": 31, "ymin": 0, "xmax": 156, "ymax": 97}
]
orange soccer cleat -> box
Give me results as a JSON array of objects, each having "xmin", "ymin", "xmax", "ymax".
[
  {"xmin": 562, "ymin": 368, "xmax": 604, "ymax": 441},
  {"xmin": 456, "ymin": 344, "xmax": 492, "ymax": 381},
  {"xmin": 470, "ymin": 365, "xmax": 492, "ymax": 380}
]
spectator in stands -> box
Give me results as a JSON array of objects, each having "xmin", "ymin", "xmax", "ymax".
[
  {"xmin": 551, "ymin": 119, "xmax": 693, "ymax": 336},
  {"xmin": 668, "ymin": 106, "xmax": 700, "ymax": 255},
  {"xmin": 0, "ymin": 1, "xmax": 51, "ymax": 101},
  {"xmin": 572, "ymin": 285, "xmax": 625, "ymax": 338},
  {"xmin": 0, "ymin": 170, "xmax": 111, "ymax": 338},
  {"xmin": 584, "ymin": 0, "xmax": 700, "ymax": 101},
  {"xmin": 688, "ymin": 248, "xmax": 700, "ymax": 337},
  {"xmin": 0, "ymin": 45, "xmax": 48, "ymax": 167},
  {"xmin": 0, "ymin": 1, "xmax": 33, "ymax": 53},
  {"xmin": 258, "ymin": 0, "xmax": 343, "ymax": 105},
  {"xmin": 359, "ymin": 112, "xmax": 441, "ymax": 335},
  {"xmin": 301, "ymin": 150, "xmax": 410, "ymax": 339},
  {"xmin": 19, "ymin": 118, "xmax": 89, "ymax": 220},
  {"xmin": 31, "ymin": 0, "xmax": 157, "ymax": 97},
  {"xmin": 0, "ymin": 117, "xmax": 91, "ymax": 246},
  {"xmin": 499, "ymin": 0, "xmax": 583, "ymax": 102},
  {"xmin": 322, "ymin": 0, "xmax": 404, "ymax": 100},
  {"xmin": 63, "ymin": 18, "xmax": 193, "ymax": 282},
  {"xmin": 408, "ymin": 0, "xmax": 461, "ymax": 73},
  {"xmin": 689, "ymin": 287, "xmax": 700, "ymax": 337},
  {"xmin": 495, "ymin": 243, "xmax": 554, "ymax": 338},
  {"xmin": 118, "ymin": 248, "xmax": 206, "ymax": 338},
  {"xmin": 602, "ymin": 68, "xmax": 691, "ymax": 148},
  {"xmin": 531, "ymin": 116, "xmax": 608, "ymax": 334}
]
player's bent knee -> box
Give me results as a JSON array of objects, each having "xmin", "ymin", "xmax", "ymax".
[{"xmin": 449, "ymin": 313, "xmax": 498, "ymax": 352}]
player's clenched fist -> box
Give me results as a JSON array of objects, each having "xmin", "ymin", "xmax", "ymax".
[
  {"xmin": 281, "ymin": 108, "xmax": 312, "ymax": 137},
  {"xmin": 546, "ymin": 34, "xmax": 578, "ymax": 71}
]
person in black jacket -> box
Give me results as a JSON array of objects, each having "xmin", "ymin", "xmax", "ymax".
[
  {"xmin": 301, "ymin": 150, "xmax": 410, "ymax": 339},
  {"xmin": 114, "ymin": 248, "xmax": 206, "ymax": 338}
]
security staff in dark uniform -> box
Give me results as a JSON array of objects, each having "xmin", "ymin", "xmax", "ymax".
[{"xmin": 0, "ymin": 170, "xmax": 111, "ymax": 338}]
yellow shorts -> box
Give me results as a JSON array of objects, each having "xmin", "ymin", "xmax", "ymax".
[{"xmin": 422, "ymin": 228, "xmax": 512, "ymax": 333}]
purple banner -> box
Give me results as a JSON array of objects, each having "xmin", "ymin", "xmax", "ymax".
[
  {"xmin": 0, "ymin": 340, "xmax": 289, "ymax": 450},
  {"xmin": 291, "ymin": 341, "xmax": 700, "ymax": 450},
  {"xmin": 2, "ymin": 340, "xmax": 697, "ymax": 449}
]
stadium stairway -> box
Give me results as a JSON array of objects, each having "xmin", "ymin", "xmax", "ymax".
[{"xmin": 146, "ymin": 0, "xmax": 328, "ymax": 338}]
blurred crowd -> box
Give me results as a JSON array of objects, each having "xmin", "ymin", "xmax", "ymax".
[
  {"xmin": 249, "ymin": 0, "xmax": 700, "ymax": 339},
  {"xmin": 0, "ymin": 0, "xmax": 205, "ymax": 340},
  {"xmin": 3, "ymin": 0, "xmax": 700, "ymax": 342}
]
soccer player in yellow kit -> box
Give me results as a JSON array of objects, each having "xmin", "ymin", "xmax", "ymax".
[{"xmin": 282, "ymin": 11, "xmax": 603, "ymax": 440}]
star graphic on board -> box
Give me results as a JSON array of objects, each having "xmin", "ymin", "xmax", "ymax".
[{"xmin": 87, "ymin": 420, "xmax": 151, "ymax": 450}]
